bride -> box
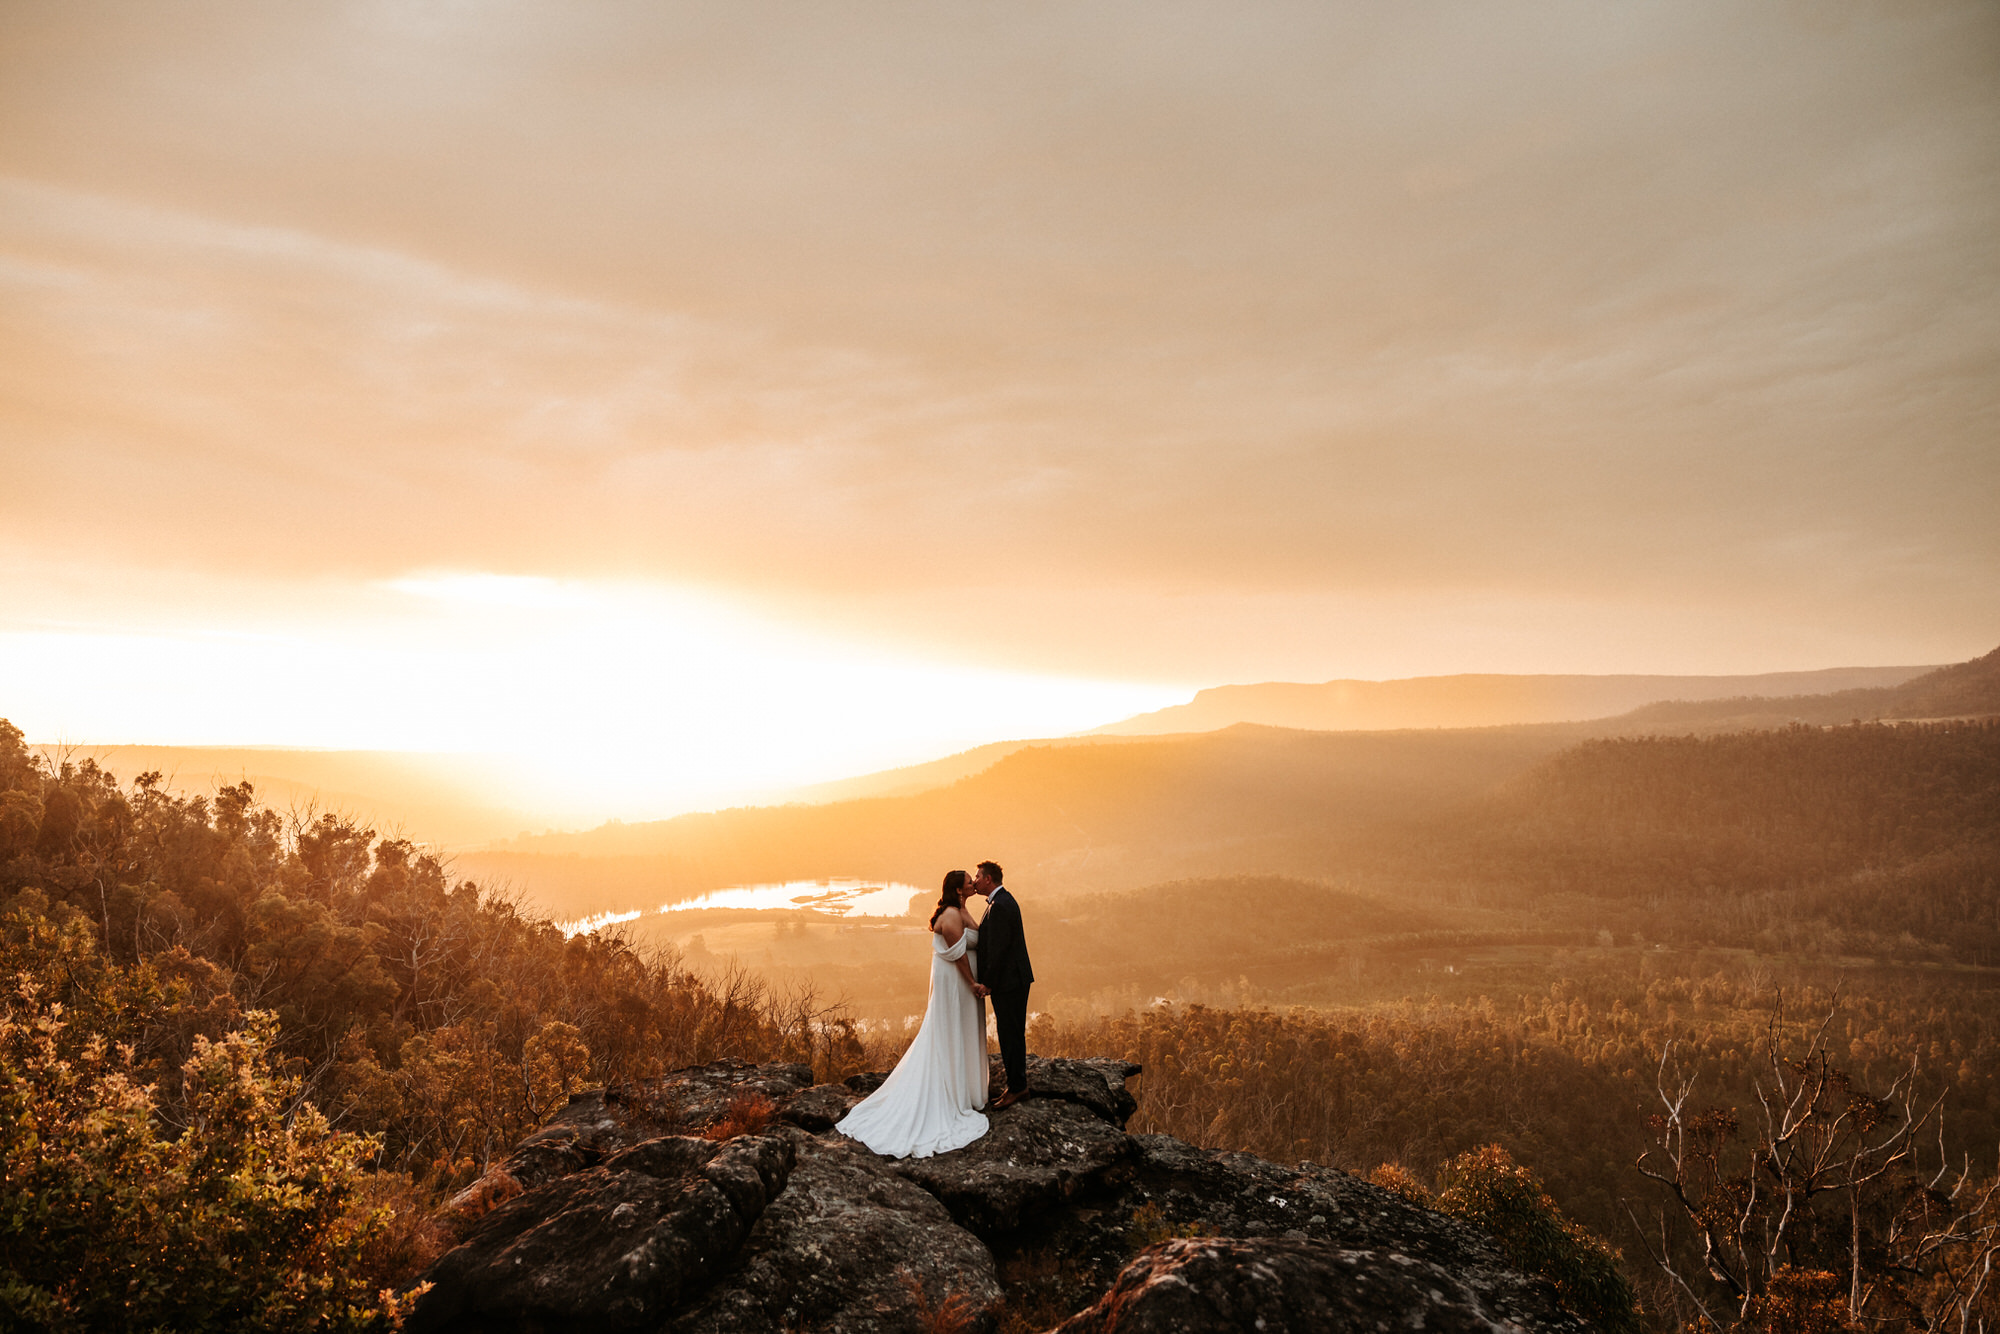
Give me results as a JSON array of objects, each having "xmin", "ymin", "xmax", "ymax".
[{"xmin": 836, "ymin": 868, "xmax": 990, "ymax": 1158}]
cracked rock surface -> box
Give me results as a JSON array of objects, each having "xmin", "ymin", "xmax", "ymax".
[
  {"xmin": 410, "ymin": 1054, "xmax": 1588, "ymax": 1334},
  {"xmin": 1052, "ymin": 1237, "xmax": 1555, "ymax": 1334},
  {"xmin": 410, "ymin": 1133, "xmax": 794, "ymax": 1333},
  {"xmin": 667, "ymin": 1131, "xmax": 1001, "ymax": 1333}
]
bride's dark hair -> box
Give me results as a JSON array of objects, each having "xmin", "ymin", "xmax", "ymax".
[{"xmin": 930, "ymin": 869, "xmax": 969, "ymax": 928}]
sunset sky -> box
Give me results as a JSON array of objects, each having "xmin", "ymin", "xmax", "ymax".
[{"xmin": 2, "ymin": 2, "xmax": 1996, "ymax": 817}]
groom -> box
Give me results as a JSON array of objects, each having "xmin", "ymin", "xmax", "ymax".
[{"xmin": 971, "ymin": 860, "xmax": 1033, "ymax": 1109}]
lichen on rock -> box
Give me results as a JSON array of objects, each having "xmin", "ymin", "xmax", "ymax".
[{"xmin": 407, "ymin": 1054, "xmax": 1594, "ymax": 1334}]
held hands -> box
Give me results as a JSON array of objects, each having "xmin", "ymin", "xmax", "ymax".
[{"xmin": 972, "ymin": 983, "xmax": 990, "ymax": 998}]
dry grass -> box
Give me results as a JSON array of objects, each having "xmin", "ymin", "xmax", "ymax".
[
  {"xmin": 1366, "ymin": 1162, "xmax": 1435, "ymax": 1205},
  {"xmin": 347, "ymin": 1170, "xmax": 457, "ymax": 1291},
  {"xmin": 898, "ymin": 1270, "xmax": 983, "ymax": 1334},
  {"xmin": 626, "ymin": 1080, "xmax": 690, "ymax": 1133},
  {"xmin": 703, "ymin": 1089, "xmax": 780, "ymax": 1140},
  {"xmin": 993, "ymin": 1247, "xmax": 1100, "ymax": 1334},
  {"xmin": 1123, "ymin": 1201, "xmax": 1214, "ymax": 1250}
]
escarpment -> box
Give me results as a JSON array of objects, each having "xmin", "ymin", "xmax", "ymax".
[{"xmin": 409, "ymin": 1056, "xmax": 1592, "ymax": 1334}]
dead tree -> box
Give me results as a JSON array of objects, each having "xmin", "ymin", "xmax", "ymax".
[{"xmin": 1634, "ymin": 999, "xmax": 2000, "ymax": 1333}]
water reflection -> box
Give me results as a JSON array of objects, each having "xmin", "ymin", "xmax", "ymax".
[
  {"xmin": 557, "ymin": 908, "xmax": 642, "ymax": 938},
  {"xmin": 659, "ymin": 879, "xmax": 924, "ymax": 918}
]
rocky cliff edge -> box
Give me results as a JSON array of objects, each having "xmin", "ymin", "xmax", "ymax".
[{"xmin": 407, "ymin": 1056, "xmax": 1592, "ymax": 1334}]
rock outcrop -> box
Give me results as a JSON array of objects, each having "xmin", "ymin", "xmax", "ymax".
[
  {"xmin": 1054, "ymin": 1238, "xmax": 1560, "ymax": 1334},
  {"xmin": 410, "ymin": 1133, "xmax": 794, "ymax": 1333},
  {"xmin": 410, "ymin": 1055, "xmax": 1590, "ymax": 1334}
]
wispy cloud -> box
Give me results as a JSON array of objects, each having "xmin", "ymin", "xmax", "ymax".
[{"xmin": 0, "ymin": 2, "xmax": 1994, "ymax": 694}]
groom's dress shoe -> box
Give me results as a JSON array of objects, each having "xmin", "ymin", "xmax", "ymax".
[{"xmin": 992, "ymin": 1089, "xmax": 1025, "ymax": 1110}]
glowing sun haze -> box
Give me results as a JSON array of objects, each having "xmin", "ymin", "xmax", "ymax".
[
  {"xmin": 2, "ymin": 2, "xmax": 1997, "ymax": 815},
  {"xmin": 2, "ymin": 569, "xmax": 1178, "ymax": 818}
]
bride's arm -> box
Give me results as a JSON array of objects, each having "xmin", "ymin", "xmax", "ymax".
[{"xmin": 936, "ymin": 910, "xmax": 981, "ymax": 992}]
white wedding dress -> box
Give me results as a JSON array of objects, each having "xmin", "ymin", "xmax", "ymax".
[{"xmin": 836, "ymin": 925, "xmax": 988, "ymax": 1158}]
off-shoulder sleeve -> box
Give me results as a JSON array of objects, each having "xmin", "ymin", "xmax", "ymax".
[{"xmin": 935, "ymin": 932, "xmax": 969, "ymax": 962}]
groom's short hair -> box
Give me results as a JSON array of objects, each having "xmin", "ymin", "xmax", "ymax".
[{"xmin": 978, "ymin": 860, "xmax": 1003, "ymax": 885}]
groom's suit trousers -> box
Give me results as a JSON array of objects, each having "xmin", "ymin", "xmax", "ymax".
[{"xmin": 991, "ymin": 985, "xmax": 1030, "ymax": 1095}]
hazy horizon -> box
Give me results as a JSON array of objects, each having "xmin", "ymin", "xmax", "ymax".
[{"xmin": 24, "ymin": 650, "xmax": 1983, "ymax": 840}]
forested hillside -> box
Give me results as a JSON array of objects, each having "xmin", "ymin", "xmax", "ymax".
[
  {"xmin": 1609, "ymin": 644, "xmax": 2000, "ymax": 731},
  {"xmin": 654, "ymin": 720, "xmax": 2000, "ymax": 1020},
  {"xmin": 474, "ymin": 718, "xmax": 2000, "ymax": 985},
  {"xmin": 8, "ymin": 709, "xmax": 2000, "ymax": 1331},
  {"xmin": 1427, "ymin": 720, "xmax": 2000, "ymax": 962},
  {"xmin": 464, "ymin": 724, "xmax": 1583, "ymax": 916},
  {"xmin": 0, "ymin": 721, "xmax": 862, "ymax": 1163},
  {"xmin": 1094, "ymin": 663, "xmax": 1935, "ymax": 735},
  {"xmin": 0, "ymin": 718, "xmax": 872, "ymax": 1326},
  {"xmin": 464, "ymin": 647, "xmax": 2000, "ymax": 932}
]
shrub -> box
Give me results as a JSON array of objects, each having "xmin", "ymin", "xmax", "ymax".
[
  {"xmin": 1123, "ymin": 1201, "xmax": 1213, "ymax": 1249},
  {"xmin": 0, "ymin": 974, "xmax": 417, "ymax": 1331},
  {"xmin": 703, "ymin": 1089, "xmax": 779, "ymax": 1140},
  {"xmin": 993, "ymin": 1247, "xmax": 1100, "ymax": 1334},
  {"xmin": 1433, "ymin": 1144, "xmax": 1639, "ymax": 1334},
  {"xmin": 1365, "ymin": 1162, "xmax": 1435, "ymax": 1205},
  {"xmin": 1743, "ymin": 1266, "xmax": 1854, "ymax": 1334},
  {"xmin": 898, "ymin": 1269, "xmax": 981, "ymax": 1334}
]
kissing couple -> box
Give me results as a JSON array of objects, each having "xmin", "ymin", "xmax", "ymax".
[{"xmin": 835, "ymin": 860, "xmax": 1033, "ymax": 1159}]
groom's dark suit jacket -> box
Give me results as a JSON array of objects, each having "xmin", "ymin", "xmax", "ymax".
[{"xmin": 979, "ymin": 887, "xmax": 1034, "ymax": 994}]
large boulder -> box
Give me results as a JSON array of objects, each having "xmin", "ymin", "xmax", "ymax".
[
  {"xmin": 1110, "ymin": 1135, "xmax": 1583, "ymax": 1327},
  {"xmin": 994, "ymin": 1055, "xmax": 1141, "ymax": 1127},
  {"xmin": 612, "ymin": 1055, "xmax": 816, "ymax": 1130},
  {"xmin": 890, "ymin": 1094, "xmax": 1135, "ymax": 1238},
  {"xmin": 1129, "ymin": 1133, "xmax": 1502, "ymax": 1253},
  {"xmin": 438, "ymin": 1087, "xmax": 663, "ymax": 1225},
  {"xmin": 1053, "ymin": 1237, "xmax": 1589, "ymax": 1334},
  {"xmin": 408, "ymin": 1133, "xmax": 794, "ymax": 1333},
  {"xmin": 879, "ymin": 1056, "xmax": 1144, "ymax": 1239},
  {"xmin": 407, "ymin": 1056, "xmax": 1600, "ymax": 1334},
  {"xmin": 782, "ymin": 1082, "xmax": 865, "ymax": 1132},
  {"xmin": 668, "ymin": 1131, "xmax": 1001, "ymax": 1333}
]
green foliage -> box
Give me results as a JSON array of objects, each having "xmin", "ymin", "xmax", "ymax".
[
  {"xmin": 0, "ymin": 717, "xmax": 889, "ymax": 1326},
  {"xmin": 0, "ymin": 928, "xmax": 413, "ymax": 1332},
  {"xmin": 1364, "ymin": 1150, "xmax": 1639, "ymax": 1332},
  {"xmin": 1432, "ymin": 1144, "xmax": 1640, "ymax": 1334},
  {"xmin": 0, "ymin": 724, "xmax": 863, "ymax": 1192}
]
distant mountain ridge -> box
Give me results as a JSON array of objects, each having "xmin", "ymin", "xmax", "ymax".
[
  {"xmin": 1614, "ymin": 644, "xmax": 2000, "ymax": 730},
  {"xmin": 463, "ymin": 723, "xmax": 1584, "ymax": 912},
  {"xmin": 1092, "ymin": 664, "xmax": 1938, "ymax": 735},
  {"xmin": 447, "ymin": 647, "xmax": 2000, "ymax": 963},
  {"xmin": 782, "ymin": 733, "xmax": 1180, "ymax": 805}
]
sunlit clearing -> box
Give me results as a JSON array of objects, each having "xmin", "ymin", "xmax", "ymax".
[{"xmin": 1, "ymin": 572, "xmax": 1188, "ymax": 824}]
